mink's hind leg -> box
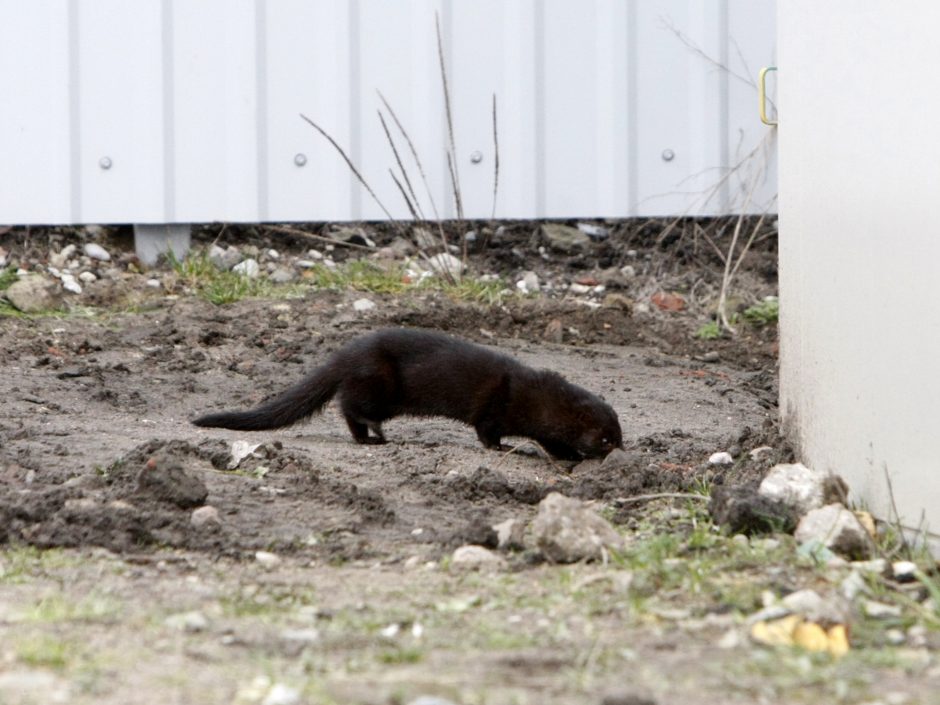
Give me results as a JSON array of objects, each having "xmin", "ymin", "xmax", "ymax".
[
  {"xmin": 344, "ymin": 416, "xmax": 386, "ymax": 445},
  {"xmin": 339, "ymin": 377, "xmax": 393, "ymax": 445},
  {"xmin": 474, "ymin": 422, "xmax": 504, "ymax": 451}
]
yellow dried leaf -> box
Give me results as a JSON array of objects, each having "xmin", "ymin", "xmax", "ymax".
[
  {"xmin": 793, "ymin": 621, "xmax": 829, "ymax": 652},
  {"xmin": 853, "ymin": 510, "xmax": 877, "ymax": 539},
  {"xmin": 827, "ymin": 624, "xmax": 850, "ymax": 658},
  {"xmin": 750, "ymin": 615, "xmax": 801, "ymax": 647}
]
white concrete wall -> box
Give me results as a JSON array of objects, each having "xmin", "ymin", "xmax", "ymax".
[
  {"xmin": 0, "ymin": 0, "xmax": 776, "ymax": 225},
  {"xmin": 779, "ymin": 1, "xmax": 940, "ymax": 537}
]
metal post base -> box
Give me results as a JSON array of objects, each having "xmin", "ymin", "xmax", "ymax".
[{"xmin": 133, "ymin": 223, "xmax": 192, "ymax": 266}]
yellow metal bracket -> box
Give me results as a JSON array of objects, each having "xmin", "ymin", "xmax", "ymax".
[{"xmin": 759, "ymin": 66, "xmax": 778, "ymax": 126}]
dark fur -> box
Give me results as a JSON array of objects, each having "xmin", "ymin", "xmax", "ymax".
[{"xmin": 193, "ymin": 328, "xmax": 623, "ymax": 460}]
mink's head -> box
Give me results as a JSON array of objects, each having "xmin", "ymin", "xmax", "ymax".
[
  {"xmin": 573, "ymin": 395, "xmax": 623, "ymax": 458},
  {"xmin": 541, "ymin": 371, "xmax": 623, "ymax": 459}
]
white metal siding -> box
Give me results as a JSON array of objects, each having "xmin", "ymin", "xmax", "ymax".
[
  {"xmin": 0, "ymin": 0, "xmax": 776, "ymax": 225},
  {"xmin": 779, "ymin": 1, "xmax": 940, "ymax": 537}
]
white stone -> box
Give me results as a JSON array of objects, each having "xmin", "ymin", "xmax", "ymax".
[
  {"xmin": 516, "ymin": 271, "xmax": 540, "ymax": 294},
  {"xmin": 269, "ymin": 267, "xmax": 295, "ymax": 284},
  {"xmin": 749, "ymin": 445, "xmax": 774, "ymax": 461},
  {"xmin": 78, "ymin": 271, "xmax": 97, "ymax": 283},
  {"xmin": 295, "ymin": 259, "xmax": 316, "ymax": 269},
  {"xmin": 191, "ymin": 505, "xmax": 221, "ymax": 529},
  {"xmin": 451, "ymin": 544, "xmax": 506, "ymax": 570},
  {"xmin": 427, "ymin": 252, "xmax": 464, "ymax": 277},
  {"xmin": 229, "ymin": 441, "xmax": 262, "ymax": 470},
  {"xmin": 619, "ymin": 264, "xmax": 636, "ymax": 278},
  {"xmin": 60, "ymin": 273, "xmax": 82, "ymax": 294},
  {"xmin": 839, "ymin": 570, "xmax": 868, "ymax": 600},
  {"xmin": 892, "ymin": 560, "xmax": 918, "ymax": 582},
  {"xmin": 492, "ymin": 518, "xmax": 526, "ymax": 551},
  {"xmin": 758, "ymin": 462, "xmax": 843, "ymax": 515},
  {"xmin": 781, "ymin": 588, "xmax": 847, "ymax": 623},
  {"xmin": 266, "ymin": 249, "xmax": 280, "ymax": 259},
  {"xmin": 5, "ymin": 275, "xmax": 63, "ymax": 312},
  {"xmin": 408, "ymin": 697, "xmax": 460, "ymax": 705},
  {"xmin": 531, "ymin": 492, "xmax": 624, "ymax": 563},
  {"xmin": 307, "ymin": 249, "xmax": 324, "ymax": 260},
  {"xmin": 262, "ymin": 684, "xmax": 302, "ymax": 705},
  {"xmin": 165, "ymin": 610, "xmax": 209, "ymax": 632},
  {"xmin": 280, "ymin": 628, "xmax": 320, "ymax": 644},
  {"xmin": 569, "ymin": 283, "xmax": 591, "ymax": 294},
  {"xmin": 577, "ymin": 222, "xmax": 609, "ymax": 239},
  {"xmin": 146, "ymin": 278, "xmax": 162, "ymax": 288},
  {"xmin": 84, "ymin": 242, "xmax": 111, "ymax": 261},
  {"xmin": 353, "ymin": 298, "xmax": 376, "ymax": 313},
  {"xmin": 709, "ymin": 451, "xmax": 734, "ymax": 465},
  {"xmin": 209, "ymin": 244, "xmax": 242, "ymax": 270},
  {"xmin": 795, "ymin": 503, "xmax": 874, "ymax": 559},
  {"xmin": 255, "ymin": 551, "xmax": 281, "ymax": 569},
  {"xmin": 233, "ymin": 258, "xmax": 260, "ymax": 278},
  {"xmin": 863, "ymin": 599, "xmax": 903, "ymax": 619},
  {"xmin": 0, "ymin": 671, "xmax": 70, "ymax": 704}
]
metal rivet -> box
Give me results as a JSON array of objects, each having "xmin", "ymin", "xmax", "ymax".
[
  {"xmin": 661, "ymin": 149, "xmax": 675, "ymax": 162},
  {"xmin": 99, "ymin": 156, "xmax": 113, "ymax": 170},
  {"xmin": 470, "ymin": 150, "xmax": 483, "ymax": 164},
  {"xmin": 294, "ymin": 153, "xmax": 308, "ymax": 167}
]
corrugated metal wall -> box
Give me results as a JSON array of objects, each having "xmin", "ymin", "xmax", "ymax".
[{"xmin": 0, "ymin": 0, "xmax": 776, "ymax": 225}]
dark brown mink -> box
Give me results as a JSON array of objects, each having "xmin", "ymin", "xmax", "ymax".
[{"xmin": 192, "ymin": 328, "xmax": 623, "ymax": 460}]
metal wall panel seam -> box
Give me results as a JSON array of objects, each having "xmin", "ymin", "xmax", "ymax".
[
  {"xmin": 255, "ymin": 0, "xmax": 269, "ymax": 221},
  {"xmin": 533, "ymin": 0, "xmax": 546, "ymax": 219},
  {"xmin": 348, "ymin": 0, "xmax": 362, "ymax": 219},
  {"xmin": 161, "ymin": 0, "xmax": 176, "ymax": 222},
  {"xmin": 718, "ymin": 0, "xmax": 730, "ymax": 212},
  {"xmin": 626, "ymin": 0, "xmax": 638, "ymax": 216},
  {"xmin": 68, "ymin": 0, "xmax": 82, "ymax": 223}
]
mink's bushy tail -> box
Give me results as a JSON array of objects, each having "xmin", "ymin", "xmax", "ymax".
[{"xmin": 192, "ymin": 361, "xmax": 341, "ymax": 431}]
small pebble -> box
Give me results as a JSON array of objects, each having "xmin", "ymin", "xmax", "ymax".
[
  {"xmin": 261, "ymin": 684, "xmax": 301, "ymax": 705},
  {"xmin": 164, "ymin": 611, "xmax": 209, "ymax": 633},
  {"xmin": 708, "ymin": 451, "xmax": 734, "ymax": 465},
  {"xmin": 233, "ymin": 258, "xmax": 260, "ymax": 278},
  {"xmin": 78, "ymin": 271, "xmax": 97, "ymax": 283},
  {"xmin": 84, "ymin": 242, "xmax": 111, "ymax": 261},
  {"xmin": 353, "ymin": 298, "xmax": 376, "ymax": 313},
  {"xmin": 191, "ymin": 505, "xmax": 221, "ymax": 529},
  {"xmin": 255, "ymin": 551, "xmax": 281, "ymax": 569},
  {"xmin": 146, "ymin": 278, "xmax": 162, "ymax": 288},
  {"xmin": 892, "ymin": 560, "xmax": 917, "ymax": 582},
  {"xmin": 60, "ymin": 273, "xmax": 82, "ymax": 294}
]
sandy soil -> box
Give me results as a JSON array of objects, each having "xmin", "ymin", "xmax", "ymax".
[{"xmin": 0, "ymin": 221, "xmax": 935, "ymax": 705}]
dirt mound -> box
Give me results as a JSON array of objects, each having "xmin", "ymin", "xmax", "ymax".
[{"xmin": 0, "ymin": 438, "xmax": 394, "ymax": 556}]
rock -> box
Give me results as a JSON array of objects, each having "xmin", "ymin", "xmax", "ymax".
[
  {"xmin": 146, "ymin": 278, "xmax": 162, "ymax": 288},
  {"xmin": 541, "ymin": 223, "xmax": 591, "ymax": 252},
  {"xmin": 165, "ymin": 610, "xmax": 209, "ymax": 632},
  {"xmin": 233, "ymin": 258, "xmax": 260, "ymax": 278},
  {"xmin": 758, "ymin": 462, "xmax": 847, "ymax": 515},
  {"xmin": 228, "ymin": 440, "xmax": 262, "ymax": 470},
  {"xmin": 492, "ymin": 518, "xmax": 526, "ymax": 551},
  {"xmin": 619, "ymin": 264, "xmax": 636, "ymax": 279},
  {"xmin": 428, "ymin": 252, "xmax": 464, "ymax": 277},
  {"xmin": 60, "ymin": 273, "xmax": 81, "ymax": 294},
  {"xmin": 516, "ymin": 271, "xmax": 540, "ymax": 293},
  {"xmin": 708, "ymin": 485, "xmax": 797, "ymax": 535},
  {"xmin": 543, "ymin": 318, "xmax": 563, "ymax": 343},
  {"xmin": 5, "ymin": 274, "xmax": 63, "ymax": 312},
  {"xmin": 0, "ymin": 670, "xmax": 70, "ymax": 704},
  {"xmin": 531, "ymin": 493, "xmax": 624, "ymax": 563},
  {"xmin": 892, "ymin": 560, "xmax": 918, "ymax": 582},
  {"xmin": 651, "ymin": 291, "xmax": 685, "ymax": 312},
  {"xmin": 306, "ymin": 248, "xmax": 324, "ymax": 260},
  {"xmin": 569, "ymin": 283, "xmax": 592, "ymax": 294},
  {"xmin": 352, "ymin": 298, "xmax": 376, "ymax": 313},
  {"xmin": 781, "ymin": 589, "xmax": 848, "ymax": 624},
  {"xmin": 280, "ymin": 628, "xmax": 320, "ymax": 645},
  {"xmin": 602, "ymin": 293, "xmax": 632, "ymax": 311},
  {"xmin": 451, "ymin": 544, "xmax": 506, "ymax": 570},
  {"xmin": 839, "ymin": 570, "xmax": 868, "ymax": 600},
  {"xmin": 698, "ymin": 351, "xmax": 721, "ymax": 363},
  {"xmin": 295, "ymin": 259, "xmax": 316, "ymax": 269},
  {"xmin": 136, "ymin": 457, "xmax": 208, "ymax": 509},
  {"xmin": 749, "ymin": 446, "xmax": 774, "ymax": 461},
  {"xmin": 191, "ymin": 505, "xmax": 221, "ymax": 529},
  {"xmin": 269, "ymin": 267, "xmax": 295, "ymax": 284},
  {"xmin": 708, "ymin": 451, "xmax": 733, "ymax": 465},
  {"xmin": 407, "ymin": 697, "xmax": 460, "ymax": 705},
  {"xmin": 78, "ymin": 271, "xmax": 97, "ymax": 283},
  {"xmin": 600, "ymin": 694, "xmax": 657, "ymax": 705},
  {"xmin": 255, "ymin": 551, "xmax": 281, "ymax": 569},
  {"xmin": 863, "ymin": 600, "xmax": 903, "ymax": 619},
  {"xmin": 84, "ymin": 242, "xmax": 111, "ymax": 261},
  {"xmin": 795, "ymin": 503, "xmax": 875, "ymax": 560},
  {"xmin": 209, "ymin": 244, "xmax": 242, "ymax": 270},
  {"xmin": 601, "ymin": 448, "xmax": 631, "ymax": 469},
  {"xmin": 261, "ymin": 684, "xmax": 302, "ymax": 705},
  {"xmin": 852, "ymin": 558, "xmax": 887, "ymax": 574},
  {"xmin": 577, "ymin": 222, "xmax": 609, "ymax": 240},
  {"xmin": 412, "ymin": 226, "xmax": 438, "ymax": 250}
]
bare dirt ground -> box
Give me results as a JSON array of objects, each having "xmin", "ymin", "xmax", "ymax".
[{"xmin": 0, "ymin": 221, "xmax": 936, "ymax": 705}]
